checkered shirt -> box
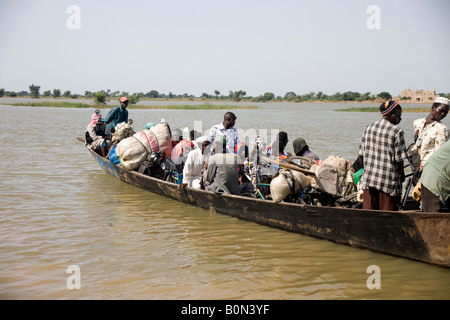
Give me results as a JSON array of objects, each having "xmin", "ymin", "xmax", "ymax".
[{"xmin": 358, "ymin": 118, "xmax": 408, "ymax": 196}]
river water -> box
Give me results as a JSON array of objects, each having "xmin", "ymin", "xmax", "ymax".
[{"xmin": 0, "ymin": 98, "xmax": 449, "ymax": 300}]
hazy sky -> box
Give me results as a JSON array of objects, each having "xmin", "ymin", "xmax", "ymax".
[{"xmin": 1, "ymin": 0, "xmax": 449, "ymax": 97}]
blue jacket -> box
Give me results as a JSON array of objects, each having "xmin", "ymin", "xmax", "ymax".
[{"xmin": 104, "ymin": 106, "xmax": 128, "ymax": 134}]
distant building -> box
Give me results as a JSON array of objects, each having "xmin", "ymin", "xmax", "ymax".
[{"xmin": 400, "ymin": 89, "xmax": 437, "ymax": 102}]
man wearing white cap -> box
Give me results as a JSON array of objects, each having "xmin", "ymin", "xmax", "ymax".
[{"xmin": 412, "ymin": 97, "xmax": 449, "ymax": 170}]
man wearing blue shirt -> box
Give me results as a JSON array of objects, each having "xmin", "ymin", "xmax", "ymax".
[{"xmin": 104, "ymin": 96, "xmax": 129, "ymax": 135}]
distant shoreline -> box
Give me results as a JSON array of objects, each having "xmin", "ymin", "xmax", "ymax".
[
  {"xmin": 0, "ymin": 97, "xmax": 433, "ymax": 112},
  {"xmin": 0, "ymin": 96, "xmax": 435, "ymax": 106},
  {"xmin": 0, "ymin": 99, "xmax": 258, "ymax": 110}
]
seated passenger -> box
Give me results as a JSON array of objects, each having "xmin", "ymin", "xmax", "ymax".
[
  {"xmin": 267, "ymin": 131, "xmax": 291, "ymax": 159},
  {"xmin": 171, "ymin": 128, "xmax": 195, "ymax": 173},
  {"xmin": 85, "ymin": 111, "xmax": 108, "ymax": 157},
  {"xmin": 171, "ymin": 128, "xmax": 183, "ymax": 148},
  {"xmin": 293, "ymin": 137, "xmax": 320, "ymax": 161},
  {"xmin": 190, "ymin": 129, "xmax": 201, "ymax": 143},
  {"xmin": 182, "ymin": 137, "xmax": 211, "ymax": 188},
  {"xmin": 145, "ymin": 122, "xmax": 155, "ymax": 130},
  {"xmin": 205, "ymin": 135, "xmax": 241, "ymax": 195}
]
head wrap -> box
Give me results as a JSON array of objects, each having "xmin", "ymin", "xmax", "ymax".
[
  {"xmin": 293, "ymin": 138, "xmax": 308, "ymax": 156},
  {"xmin": 196, "ymin": 136, "xmax": 209, "ymax": 144},
  {"xmin": 270, "ymin": 131, "xmax": 288, "ymax": 156},
  {"xmin": 276, "ymin": 131, "xmax": 288, "ymax": 144},
  {"xmin": 90, "ymin": 112, "xmax": 102, "ymax": 127},
  {"xmin": 380, "ymin": 101, "xmax": 400, "ymax": 116},
  {"xmin": 145, "ymin": 122, "xmax": 155, "ymax": 130}
]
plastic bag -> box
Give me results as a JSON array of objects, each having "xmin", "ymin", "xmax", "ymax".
[{"xmin": 109, "ymin": 144, "xmax": 121, "ymax": 165}]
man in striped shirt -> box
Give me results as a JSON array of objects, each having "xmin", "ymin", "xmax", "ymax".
[{"xmin": 358, "ymin": 101, "xmax": 408, "ymax": 211}]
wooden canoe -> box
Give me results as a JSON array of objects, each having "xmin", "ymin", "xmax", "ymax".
[{"xmin": 79, "ymin": 140, "xmax": 450, "ymax": 268}]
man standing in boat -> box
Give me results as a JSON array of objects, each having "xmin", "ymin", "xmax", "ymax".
[
  {"xmin": 419, "ymin": 140, "xmax": 450, "ymax": 212},
  {"xmin": 412, "ymin": 97, "xmax": 449, "ymax": 171},
  {"xmin": 208, "ymin": 112, "xmax": 239, "ymax": 154},
  {"xmin": 104, "ymin": 96, "xmax": 129, "ymax": 135},
  {"xmin": 358, "ymin": 101, "xmax": 408, "ymax": 211}
]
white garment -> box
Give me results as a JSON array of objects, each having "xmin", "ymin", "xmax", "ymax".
[
  {"xmin": 182, "ymin": 148, "xmax": 204, "ymax": 188},
  {"xmin": 413, "ymin": 118, "xmax": 449, "ymax": 167}
]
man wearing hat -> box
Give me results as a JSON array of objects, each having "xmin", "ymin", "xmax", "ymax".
[
  {"xmin": 104, "ymin": 96, "xmax": 129, "ymax": 135},
  {"xmin": 412, "ymin": 97, "xmax": 449, "ymax": 170},
  {"xmin": 358, "ymin": 101, "xmax": 408, "ymax": 211}
]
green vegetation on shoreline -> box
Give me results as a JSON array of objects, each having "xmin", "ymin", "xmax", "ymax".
[
  {"xmin": 0, "ymin": 101, "xmax": 258, "ymax": 110},
  {"xmin": 2, "ymin": 85, "xmax": 449, "ymax": 104},
  {"xmin": 128, "ymin": 103, "xmax": 257, "ymax": 110},
  {"xmin": 335, "ymin": 106, "xmax": 431, "ymax": 113},
  {"xmin": 0, "ymin": 101, "xmax": 433, "ymax": 112},
  {"xmin": 1, "ymin": 101, "xmax": 93, "ymax": 108}
]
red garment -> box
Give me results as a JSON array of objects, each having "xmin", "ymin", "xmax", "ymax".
[{"xmin": 172, "ymin": 140, "xmax": 194, "ymax": 160}]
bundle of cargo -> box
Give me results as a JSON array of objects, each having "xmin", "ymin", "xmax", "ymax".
[
  {"xmin": 310, "ymin": 155, "xmax": 355, "ymax": 198},
  {"xmin": 270, "ymin": 169, "xmax": 312, "ymax": 203},
  {"xmin": 111, "ymin": 122, "xmax": 135, "ymax": 143},
  {"xmin": 116, "ymin": 122, "xmax": 172, "ymax": 171}
]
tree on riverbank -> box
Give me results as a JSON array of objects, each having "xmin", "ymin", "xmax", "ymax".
[
  {"xmin": 29, "ymin": 84, "xmax": 40, "ymax": 99},
  {"xmin": 377, "ymin": 91, "xmax": 392, "ymax": 100},
  {"xmin": 229, "ymin": 90, "xmax": 246, "ymax": 102},
  {"xmin": 53, "ymin": 89, "xmax": 61, "ymax": 98},
  {"xmin": 94, "ymin": 91, "xmax": 107, "ymax": 104}
]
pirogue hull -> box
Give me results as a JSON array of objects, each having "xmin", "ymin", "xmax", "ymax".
[{"xmin": 83, "ymin": 144, "xmax": 449, "ymax": 267}]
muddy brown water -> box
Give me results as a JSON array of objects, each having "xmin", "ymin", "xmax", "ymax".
[{"xmin": 0, "ymin": 100, "xmax": 449, "ymax": 299}]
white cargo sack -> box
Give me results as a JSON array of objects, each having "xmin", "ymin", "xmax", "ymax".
[
  {"xmin": 310, "ymin": 155, "xmax": 353, "ymax": 197},
  {"xmin": 116, "ymin": 132, "xmax": 152, "ymax": 171},
  {"xmin": 112, "ymin": 122, "xmax": 135, "ymax": 143},
  {"xmin": 270, "ymin": 169, "xmax": 311, "ymax": 203},
  {"xmin": 147, "ymin": 122, "xmax": 172, "ymax": 156},
  {"xmin": 116, "ymin": 123, "xmax": 172, "ymax": 171}
]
